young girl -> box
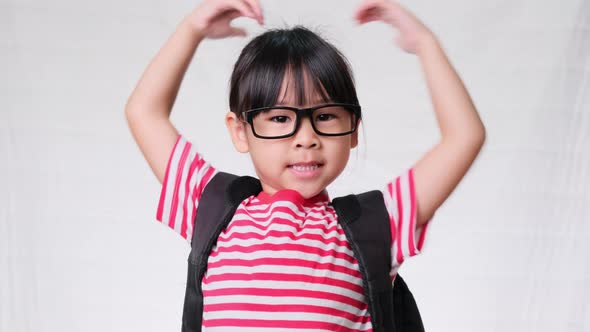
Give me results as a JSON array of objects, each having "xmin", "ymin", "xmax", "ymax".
[{"xmin": 125, "ymin": 0, "xmax": 486, "ymax": 330}]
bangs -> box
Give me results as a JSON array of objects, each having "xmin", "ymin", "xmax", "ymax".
[{"xmin": 229, "ymin": 26, "xmax": 359, "ymax": 116}]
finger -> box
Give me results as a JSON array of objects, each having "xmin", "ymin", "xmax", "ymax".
[
  {"xmin": 224, "ymin": 0, "xmax": 257, "ymax": 20},
  {"xmin": 361, "ymin": 8, "xmax": 381, "ymax": 20},
  {"xmin": 357, "ymin": 17, "xmax": 381, "ymax": 25},
  {"xmin": 228, "ymin": 26, "xmax": 248, "ymax": 37},
  {"xmin": 353, "ymin": 0, "xmax": 380, "ymax": 21},
  {"xmin": 356, "ymin": 8, "xmax": 382, "ymax": 24},
  {"xmin": 243, "ymin": 0, "xmax": 264, "ymax": 24},
  {"xmin": 354, "ymin": 5, "xmax": 381, "ymax": 23},
  {"xmin": 218, "ymin": 9, "xmax": 242, "ymax": 22}
]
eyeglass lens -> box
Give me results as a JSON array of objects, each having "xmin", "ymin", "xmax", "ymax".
[{"xmin": 250, "ymin": 105, "xmax": 356, "ymax": 138}]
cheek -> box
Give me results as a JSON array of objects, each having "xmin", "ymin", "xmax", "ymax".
[
  {"xmin": 248, "ymin": 140, "xmax": 287, "ymax": 169},
  {"xmin": 326, "ymin": 140, "xmax": 353, "ymax": 164}
]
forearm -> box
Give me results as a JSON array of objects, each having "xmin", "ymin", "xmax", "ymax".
[
  {"xmin": 125, "ymin": 17, "xmax": 204, "ymax": 117},
  {"xmin": 417, "ymin": 35, "xmax": 486, "ymax": 143}
]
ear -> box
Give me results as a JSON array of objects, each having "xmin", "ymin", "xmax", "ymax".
[
  {"xmin": 351, "ymin": 119, "xmax": 360, "ymax": 149},
  {"xmin": 225, "ymin": 112, "xmax": 250, "ymax": 153}
]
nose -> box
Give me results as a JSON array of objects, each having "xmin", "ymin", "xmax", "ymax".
[{"xmin": 293, "ymin": 116, "xmax": 319, "ymax": 148}]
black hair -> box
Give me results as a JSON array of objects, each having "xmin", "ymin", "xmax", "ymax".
[{"xmin": 229, "ymin": 26, "xmax": 360, "ymax": 117}]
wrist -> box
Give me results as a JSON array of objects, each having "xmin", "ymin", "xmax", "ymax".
[
  {"xmin": 415, "ymin": 32, "xmax": 440, "ymax": 57},
  {"xmin": 180, "ymin": 15, "xmax": 206, "ymax": 43}
]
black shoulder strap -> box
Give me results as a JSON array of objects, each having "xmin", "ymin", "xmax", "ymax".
[
  {"xmin": 332, "ymin": 191, "xmax": 395, "ymax": 332},
  {"xmin": 190, "ymin": 172, "xmax": 262, "ymax": 256},
  {"xmin": 392, "ymin": 273, "xmax": 425, "ymax": 332},
  {"xmin": 182, "ymin": 172, "xmax": 262, "ymax": 332},
  {"xmin": 332, "ymin": 191, "xmax": 425, "ymax": 332}
]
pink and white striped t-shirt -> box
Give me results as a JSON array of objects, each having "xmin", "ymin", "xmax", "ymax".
[{"xmin": 156, "ymin": 134, "xmax": 431, "ymax": 332}]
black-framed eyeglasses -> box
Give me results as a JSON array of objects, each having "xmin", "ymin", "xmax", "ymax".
[{"xmin": 241, "ymin": 103, "xmax": 362, "ymax": 139}]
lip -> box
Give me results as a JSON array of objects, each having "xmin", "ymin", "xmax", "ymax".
[
  {"xmin": 289, "ymin": 161, "xmax": 323, "ymax": 167},
  {"xmin": 287, "ymin": 162, "xmax": 323, "ymax": 179}
]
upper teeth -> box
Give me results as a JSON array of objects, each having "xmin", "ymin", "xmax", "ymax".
[{"xmin": 292, "ymin": 165, "xmax": 318, "ymax": 171}]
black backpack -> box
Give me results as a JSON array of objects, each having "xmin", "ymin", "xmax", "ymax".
[{"xmin": 181, "ymin": 172, "xmax": 425, "ymax": 332}]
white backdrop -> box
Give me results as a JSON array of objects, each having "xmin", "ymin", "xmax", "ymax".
[{"xmin": 2, "ymin": 0, "xmax": 589, "ymax": 331}]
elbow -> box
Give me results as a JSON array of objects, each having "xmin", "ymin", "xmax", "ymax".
[
  {"xmin": 467, "ymin": 126, "xmax": 486, "ymax": 151},
  {"xmin": 124, "ymin": 106, "xmax": 137, "ymax": 125},
  {"xmin": 469, "ymin": 125, "xmax": 486, "ymax": 156},
  {"xmin": 445, "ymin": 124, "xmax": 486, "ymax": 148},
  {"xmin": 478, "ymin": 123, "xmax": 487, "ymax": 144},
  {"xmin": 124, "ymin": 99, "xmax": 135, "ymax": 118},
  {"xmin": 124, "ymin": 98, "xmax": 140, "ymax": 117},
  {"xmin": 467, "ymin": 110, "xmax": 487, "ymax": 146},
  {"xmin": 466, "ymin": 120, "xmax": 486, "ymax": 147},
  {"xmin": 474, "ymin": 124, "xmax": 486, "ymax": 146}
]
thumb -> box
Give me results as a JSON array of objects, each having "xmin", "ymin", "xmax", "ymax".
[{"xmin": 228, "ymin": 27, "xmax": 247, "ymax": 37}]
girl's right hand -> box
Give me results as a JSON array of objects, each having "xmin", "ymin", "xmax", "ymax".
[
  {"xmin": 185, "ymin": 0, "xmax": 264, "ymax": 39},
  {"xmin": 354, "ymin": 0, "xmax": 434, "ymax": 55}
]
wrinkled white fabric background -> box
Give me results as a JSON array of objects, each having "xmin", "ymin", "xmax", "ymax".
[{"xmin": 2, "ymin": 0, "xmax": 589, "ymax": 331}]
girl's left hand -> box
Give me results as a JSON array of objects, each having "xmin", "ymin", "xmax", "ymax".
[{"xmin": 354, "ymin": 0, "xmax": 435, "ymax": 54}]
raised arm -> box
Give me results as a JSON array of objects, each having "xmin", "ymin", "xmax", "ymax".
[
  {"xmin": 124, "ymin": 20, "xmax": 198, "ymax": 184},
  {"xmin": 355, "ymin": 0, "xmax": 486, "ymax": 226},
  {"xmin": 411, "ymin": 35, "xmax": 486, "ymax": 226},
  {"xmin": 125, "ymin": 0, "xmax": 264, "ymax": 183}
]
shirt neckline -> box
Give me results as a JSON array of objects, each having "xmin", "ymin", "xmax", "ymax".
[{"xmin": 257, "ymin": 188, "xmax": 330, "ymax": 205}]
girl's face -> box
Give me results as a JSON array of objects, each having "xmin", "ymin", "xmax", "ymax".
[{"xmin": 225, "ymin": 74, "xmax": 359, "ymax": 200}]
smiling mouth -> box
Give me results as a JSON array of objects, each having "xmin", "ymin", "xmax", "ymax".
[
  {"xmin": 288, "ymin": 161, "xmax": 324, "ymax": 170},
  {"xmin": 287, "ymin": 163, "xmax": 323, "ymax": 179},
  {"xmin": 289, "ymin": 164, "xmax": 322, "ymax": 172}
]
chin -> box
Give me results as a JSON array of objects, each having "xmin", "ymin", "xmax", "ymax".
[{"xmin": 297, "ymin": 186, "xmax": 325, "ymax": 199}]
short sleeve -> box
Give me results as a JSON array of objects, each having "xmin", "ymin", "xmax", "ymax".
[
  {"xmin": 156, "ymin": 134, "xmax": 217, "ymax": 243},
  {"xmin": 382, "ymin": 168, "xmax": 432, "ymax": 277}
]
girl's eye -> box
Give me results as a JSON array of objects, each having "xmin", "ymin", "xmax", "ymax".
[
  {"xmin": 316, "ymin": 113, "xmax": 337, "ymax": 121},
  {"xmin": 270, "ymin": 116, "xmax": 290, "ymax": 123}
]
